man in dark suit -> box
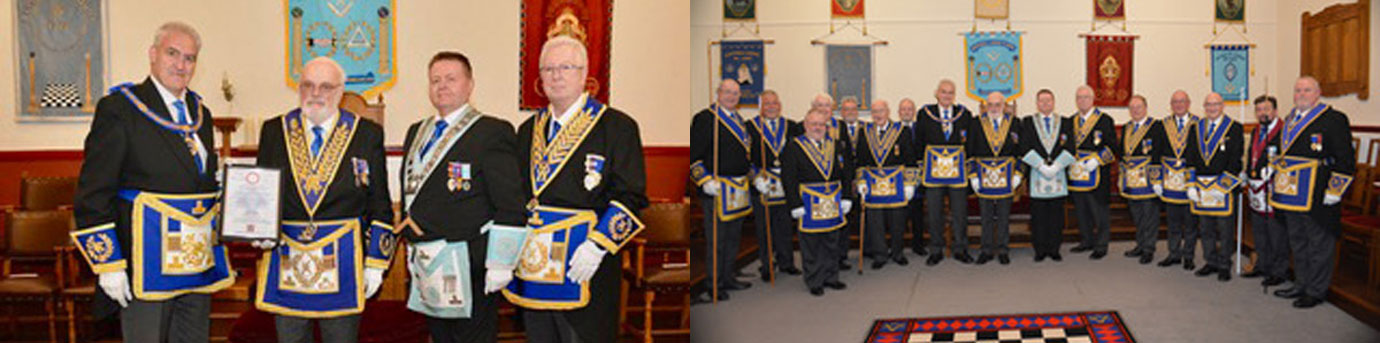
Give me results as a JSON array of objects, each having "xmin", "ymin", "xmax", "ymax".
[
  {"xmin": 397, "ymin": 51, "xmax": 528, "ymax": 343},
  {"xmin": 966, "ymin": 92, "xmax": 1023, "ymax": 265},
  {"xmin": 252, "ymin": 57, "xmax": 395, "ymax": 343},
  {"xmin": 855, "ymin": 99, "xmax": 916, "ymax": 270},
  {"xmin": 897, "ymin": 98, "xmax": 929, "ymax": 257},
  {"xmin": 1155, "ymin": 91, "xmax": 1203, "ymax": 270},
  {"xmin": 748, "ymin": 90, "xmax": 804, "ymax": 281},
  {"xmin": 836, "ymin": 96, "xmax": 866, "ymax": 270},
  {"xmin": 508, "ymin": 36, "xmax": 648, "ymax": 342},
  {"xmin": 916, "ymin": 80, "xmax": 976, "ymax": 265},
  {"xmin": 782, "ymin": 107, "xmax": 855, "ymax": 296},
  {"xmin": 1019, "ymin": 89, "xmax": 1075, "ymax": 262},
  {"xmin": 70, "ymin": 22, "xmax": 233, "ymax": 343},
  {"xmin": 1270, "ymin": 76, "xmax": 1356, "ymax": 308},
  {"xmin": 691, "ymin": 79, "xmax": 753, "ymax": 300},
  {"xmin": 1187, "ymin": 92, "xmax": 1244, "ymax": 282},
  {"xmin": 1119, "ymin": 95, "xmax": 1167, "ymax": 265},
  {"xmin": 1067, "ymin": 85, "xmax": 1119, "ymax": 260},
  {"xmin": 1243, "ymin": 95, "xmax": 1288, "ymax": 288}
]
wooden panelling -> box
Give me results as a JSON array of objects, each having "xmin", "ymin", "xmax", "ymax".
[{"xmin": 1301, "ymin": 0, "xmax": 1370, "ymax": 99}]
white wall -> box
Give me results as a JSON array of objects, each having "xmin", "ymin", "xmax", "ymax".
[
  {"xmin": 0, "ymin": 0, "xmax": 690, "ymax": 150},
  {"xmin": 692, "ymin": 0, "xmax": 1284, "ymax": 123}
]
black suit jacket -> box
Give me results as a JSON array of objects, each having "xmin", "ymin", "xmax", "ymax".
[
  {"xmin": 966, "ymin": 114, "xmax": 1023, "ymax": 160},
  {"xmin": 1117, "ymin": 118, "xmax": 1166, "ymax": 165},
  {"xmin": 914, "ymin": 104, "xmax": 974, "ymax": 149},
  {"xmin": 690, "ymin": 105, "xmax": 752, "ymax": 178},
  {"xmin": 1278, "ymin": 106, "xmax": 1355, "ymax": 221},
  {"xmin": 256, "ymin": 111, "xmax": 393, "ymax": 227},
  {"xmin": 399, "ymin": 113, "xmax": 528, "ymax": 242},
  {"xmin": 1191, "ymin": 117, "xmax": 1244, "ymax": 178},
  {"xmin": 854, "ymin": 122, "xmax": 916, "ymax": 169},
  {"xmin": 1018, "ymin": 113, "xmax": 1075, "ymax": 162},
  {"xmin": 746, "ymin": 116, "xmax": 803, "ymax": 171},
  {"xmin": 1068, "ymin": 110, "xmax": 1119, "ymax": 193},
  {"xmin": 782, "ymin": 137, "xmax": 855, "ymax": 211}
]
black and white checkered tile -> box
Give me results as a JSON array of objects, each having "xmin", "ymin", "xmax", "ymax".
[
  {"xmin": 907, "ymin": 327, "xmax": 1092, "ymax": 343},
  {"xmin": 40, "ymin": 83, "xmax": 83, "ymax": 108}
]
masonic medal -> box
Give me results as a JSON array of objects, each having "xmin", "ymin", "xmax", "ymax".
[{"xmin": 584, "ymin": 154, "xmax": 606, "ymax": 191}]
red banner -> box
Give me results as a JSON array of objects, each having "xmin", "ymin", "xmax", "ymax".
[
  {"xmin": 520, "ymin": 0, "xmax": 613, "ymax": 110},
  {"xmin": 1094, "ymin": 0, "xmax": 1124, "ymax": 20},
  {"xmin": 1085, "ymin": 35, "xmax": 1135, "ymax": 107},
  {"xmin": 831, "ymin": 0, "xmax": 864, "ymax": 18}
]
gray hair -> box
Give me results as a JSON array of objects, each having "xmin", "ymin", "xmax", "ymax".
[
  {"xmin": 540, "ymin": 35, "xmax": 588, "ymax": 65},
  {"xmin": 839, "ymin": 96, "xmax": 859, "ymax": 106},
  {"xmin": 305, "ymin": 56, "xmax": 346, "ymax": 85},
  {"xmin": 152, "ymin": 21, "xmax": 202, "ymax": 50}
]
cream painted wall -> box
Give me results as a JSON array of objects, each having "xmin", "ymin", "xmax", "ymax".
[
  {"xmin": 0, "ymin": 0, "xmax": 690, "ymax": 150},
  {"xmin": 692, "ymin": 0, "xmax": 1284, "ymax": 124},
  {"xmin": 1274, "ymin": 0, "xmax": 1377, "ymax": 124}
]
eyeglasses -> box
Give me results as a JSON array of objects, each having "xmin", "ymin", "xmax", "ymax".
[
  {"xmin": 539, "ymin": 64, "xmax": 585, "ymax": 74},
  {"xmin": 300, "ymin": 82, "xmax": 341, "ymax": 94}
]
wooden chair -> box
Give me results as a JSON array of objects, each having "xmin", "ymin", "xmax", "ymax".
[
  {"xmin": 621, "ymin": 202, "xmax": 692, "ymax": 343},
  {"xmin": 55, "ymin": 245, "xmax": 95, "ymax": 343},
  {"xmin": 0, "ymin": 209, "xmax": 72, "ymax": 342},
  {"xmin": 1339, "ymin": 164, "xmax": 1380, "ymax": 288},
  {"xmin": 339, "ymin": 92, "xmax": 385, "ymax": 127},
  {"xmin": 19, "ymin": 177, "xmax": 77, "ymax": 211},
  {"xmin": 1369, "ymin": 139, "xmax": 1380, "ymax": 167}
]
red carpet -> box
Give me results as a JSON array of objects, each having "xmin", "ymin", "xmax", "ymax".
[{"xmin": 865, "ymin": 311, "xmax": 1135, "ymax": 343}]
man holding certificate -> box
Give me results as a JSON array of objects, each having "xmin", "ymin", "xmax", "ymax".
[
  {"xmin": 251, "ymin": 56, "xmax": 395, "ymax": 343},
  {"xmin": 399, "ymin": 51, "xmax": 529, "ymax": 343}
]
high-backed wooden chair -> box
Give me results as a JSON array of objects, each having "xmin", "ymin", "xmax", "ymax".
[
  {"xmin": 1340, "ymin": 164, "xmax": 1380, "ymax": 288},
  {"xmin": 19, "ymin": 177, "xmax": 78, "ymax": 211},
  {"xmin": 339, "ymin": 92, "xmax": 386, "ymax": 127},
  {"xmin": 622, "ymin": 202, "xmax": 692, "ymax": 343},
  {"xmin": 0, "ymin": 209, "xmax": 72, "ymax": 342},
  {"xmin": 1368, "ymin": 139, "xmax": 1380, "ymax": 167}
]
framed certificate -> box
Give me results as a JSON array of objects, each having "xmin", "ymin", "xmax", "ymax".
[{"xmin": 220, "ymin": 164, "xmax": 282, "ymax": 241}]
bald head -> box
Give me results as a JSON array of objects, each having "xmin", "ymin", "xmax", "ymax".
[
  {"xmin": 1170, "ymin": 90, "xmax": 1191, "ymax": 116},
  {"xmin": 935, "ymin": 79, "xmax": 956, "ymax": 107},
  {"xmin": 1204, "ymin": 92, "xmax": 1225, "ymax": 119},
  {"xmin": 984, "ymin": 92, "xmax": 1006, "ymax": 116},
  {"xmin": 1293, "ymin": 76, "xmax": 1322, "ymax": 111},
  {"xmin": 300, "ymin": 57, "xmax": 345, "ymax": 120},
  {"xmin": 811, "ymin": 93, "xmax": 835, "ymax": 112},
  {"xmin": 898, "ymin": 98, "xmax": 916, "ymax": 122},
  {"xmin": 1075, "ymin": 85, "xmax": 1095, "ymax": 113},
  {"xmin": 871, "ymin": 99, "xmax": 890, "ymax": 124}
]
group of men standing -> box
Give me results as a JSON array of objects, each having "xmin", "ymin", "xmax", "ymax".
[
  {"xmin": 693, "ymin": 76, "xmax": 1354, "ymax": 309},
  {"xmin": 69, "ymin": 22, "xmax": 647, "ymax": 343}
]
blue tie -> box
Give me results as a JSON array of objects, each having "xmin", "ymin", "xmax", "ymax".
[
  {"xmin": 548, "ymin": 120, "xmax": 562, "ymax": 142},
  {"xmin": 1044, "ymin": 116, "xmax": 1051, "ymax": 132},
  {"xmin": 173, "ymin": 100, "xmax": 204, "ymax": 172},
  {"xmin": 310, "ymin": 126, "xmax": 325, "ymax": 157},
  {"xmin": 420, "ymin": 120, "xmax": 448, "ymax": 158}
]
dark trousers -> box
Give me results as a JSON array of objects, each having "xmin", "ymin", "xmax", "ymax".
[
  {"xmin": 978, "ymin": 198, "xmax": 1012, "ymax": 255},
  {"xmin": 1029, "ymin": 197, "xmax": 1066, "ymax": 254},
  {"xmin": 752, "ymin": 197, "xmax": 796, "ymax": 274},
  {"xmin": 1250, "ymin": 210, "xmax": 1290, "ymax": 279},
  {"xmin": 120, "ymin": 293, "xmax": 210, "ymax": 343},
  {"xmin": 926, "ymin": 187, "xmax": 969, "ymax": 255},
  {"xmin": 1128, "ymin": 198, "xmax": 1162, "ymax": 254},
  {"xmin": 1165, "ymin": 202, "xmax": 1199, "ymax": 259},
  {"xmin": 701, "ymin": 196, "xmax": 744, "ymax": 288},
  {"xmin": 1072, "ymin": 191, "xmax": 1111, "ymax": 252},
  {"xmin": 276, "ymin": 314, "xmax": 360, "ymax": 343},
  {"xmin": 863, "ymin": 207, "xmax": 907, "ymax": 260},
  {"xmin": 523, "ymin": 311, "xmax": 582, "ymax": 343},
  {"xmin": 1199, "ymin": 209, "xmax": 1239, "ymax": 269},
  {"xmin": 906, "ymin": 192, "xmax": 927, "ymax": 252},
  {"xmin": 838, "ymin": 202, "xmax": 859, "ymax": 262},
  {"xmin": 1282, "ymin": 211, "xmax": 1337, "ymax": 298},
  {"xmin": 800, "ymin": 229, "xmax": 842, "ymax": 290}
]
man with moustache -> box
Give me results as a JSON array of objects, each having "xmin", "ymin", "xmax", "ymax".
[
  {"xmin": 1067, "ymin": 85, "xmax": 1119, "ymax": 260},
  {"xmin": 748, "ymin": 90, "xmax": 804, "ymax": 281},
  {"xmin": 782, "ymin": 107, "xmax": 854, "ymax": 296},
  {"xmin": 1270, "ymin": 77, "xmax": 1355, "ymax": 308},
  {"xmin": 897, "ymin": 98, "xmax": 929, "ymax": 257},
  {"xmin": 1119, "ymin": 95, "xmax": 1167, "ymax": 265},
  {"xmin": 1156, "ymin": 91, "xmax": 1203, "ymax": 271},
  {"xmin": 252, "ymin": 57, "xmax": 394, "ymax": 343},
  {"xmin": 917, "ymin": 80, "xmax": 976, "ymax": 265},
  {"xmin": 966, "ymin": 92, "xmax": 1023, "ymax": 265},
  {"xmin": 398, "ymin": 51, "xmax": 528, "ymax": 343},
  {"xmin": 691, "ymin": 79, "xmax": 754, "ymax": 300},
  {"xmin": 1243, "ymin": 95, "xmax": 1288, "ymax": 288},
  {"xmin": 1188, "ymin": 92, "xmax": 1244, "ymax": 282},
  {"xmin": 1019, "ymin": 89, "xmax": 1075, "ymax": 262},
  {"xmin": 855, "ymin": 99, "xmax": 916, "ymax": 270}
]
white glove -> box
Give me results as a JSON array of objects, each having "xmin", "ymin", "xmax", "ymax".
[
  {"xmin": 250, "ymin": 239, "xmax": 278, "ymax": 249},
  {"xmin": 364, "ymin": 267, "xmax": 384, "ymax": 298},
  {"xmin": 1011, "ymin": 174, "xmax": 1022, "ymax": 188},
  {"xmin": 1187, "ymin": 187, "xmax": 1201, "ymax": 203},
  {"xmin": 484, "ymin": 267, "xmax": 515, "ymax": 294},
  {"xmin": 703, "ymin": 180, "xmax": 721, "ymax": 197},
  {"xmin": 98, "ymin": 271, "xmax": 133, "ymax": 308},
  {"xmin": 903, "ymin": 185, "xmax": 915, "ymax": 201},
  {"xmin": 1324, "ymin": 194, "xmax": 1342, "ymax": 205},
  {"xmin": 1261, "ymin": 166, "xmax": 1274, "ymax": 180},
  {"xmin": 1082, "ymin": 159, "xmax": 1099, "ymax": 172},
  {"xmin": 840, "ymin": 199, "xmax": 853, "ymax": 215},
  {"xmin": 790, "ymin": 207, "xmax": 804, "ymax": 219},
  {"xmin": 1153, "ymin": 184, "xmax": 1164, "ymax": 196},
  {"xmin": 566, "ymin": 241, "xmax": 607, "ymax": 284},
  {"xmin": 1039, "ymin": 163, "xmax": 1058, "ymax": 178},
  {"xmin": 856, "ymin": 183, "xmax": 869, "ymax": 196},
  {"xmin": 970, "ymin": 178, "xmax": 982, "ymax": 192},
  {"xmin": 753, "ymin": 176, "xmax": 770, "ymax": 194},
  {"xmin": 1207, "ymin": 189, "xmax": 1226, "ymax": 203}
]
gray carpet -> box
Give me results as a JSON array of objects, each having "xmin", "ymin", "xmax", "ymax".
[{"xmin": 690, "ymin": 241, "xmax": 1380, "ymax": 343}]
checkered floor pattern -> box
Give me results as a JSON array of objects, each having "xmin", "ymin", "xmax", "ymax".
[{"xmin": 864, "ymin": 312, "xmax": 1134, "ymax": 343}]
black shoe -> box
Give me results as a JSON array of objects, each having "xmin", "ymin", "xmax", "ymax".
[
  {"xmin": 730, "ymin": 279, "xmax": 752, "ymax": 288},
  {"xmin": 1274, "ymin": 287, "xmax": 1305, "ymax": 299},
  {"xmin": 1183, "ymin": 259, "xmax": 1196, "ymax": 271},
  {"xmin": 1262, "ymin": 276, "xmax": 1286, "ymax": 287},
  {"xmin": 1241, "ymin": 270, "xmax": 1265, "ymax": 279},
  {"xmin": 1070, "ymin": 245, "xmax": 1093, "ymax": 253},
  {"xmin": 1049, "ymin": 253, "xmax": 1063, "ymax": 261},
  {"xmin": 975, "ymin": 253, "xmax": 993, "ymax": 265},
  {"xmin": 998, "ymin": 254, "xmax": 1010, "ymax": 265},
  {"xmin": 870, "ymin": 260, "xmax": 887, "ymax": 270},
  {"xmin": 1124, "ymin": 249, "xmax": 1142, "ymax": 258},
  {"xmin": 722, "ymin": 281, "xmax": 752, "ymax": 291},
  {"xmin": 824, "ymin": 281, "xmax": 847, "ymax": 290},
  {"xmin": 809, "ymin": 287, "xmax": 824, "ymax": 296},
  {"xmin": 1139, "ymin": 254, "xmax": 1154, "ymax": 265},
  {"xmin": 760, "ymin": 272, "xmax": 771, "ymax": 283},
  {"xmin": 1218, "ymin": 270, "xmax": 1232, "ymax": 282},
  {"xmin": 1157, "ymin": 257, "xmax": 1181, "ymax": 267},
  {"xmin": 1293, "ymin": 296, "xmax": 1323, "ymax": 308},
  {"xmin": 1034, "ymin": 253, "xmax": 1047, "ymax": 262},
  {"xmin": 926, "ymin": 254, "xmax": 943, "ymax": 266},
  {"xmin": 893, "ymin": 256, "xmax": 909, "ymax": 266},
  {"xmin": 953, "ymin": 253, "xmax": 974, "ymax": 264},
  {"xmin": 913, "ymin": 247, "xmax": 929, "ymax": 256},
  {"xmin": 838, "ymin": 260, "xmax": 852, "ymax": 271},
  {"xmin": 780, "ymin": 266, "xmax": 802, "ymax": 275},
  {"xmin": 1090, "ymin": 251, "xmax": 1107, "ymax": 260},
  {"xmin": 698, "ymin": 290, "xmax": 730, "ymax": 302},
  {"xmin": 1195, "ymin": 265, "xmax": 1217, "ymax": 277}
]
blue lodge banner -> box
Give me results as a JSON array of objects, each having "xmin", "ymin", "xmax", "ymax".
[
  {"xmin": 721, "ymin": 40, "xmax": 765, "ymax": 106},
  {"xmin": 964, "ymin": 31, "xmax": 1024, "ymax": 102},
  {"xmin": 826, "ymin": 45, "xmax": 872, "ymax": 111},
  {"xmin": 1210, "ymin": 45, "xmax": 1250, "ymax": 103},
  {"xmin": 286, "ymin": 0, "xmax": 397, "ymax": 98},
  {"xmin": 14, "ymin": 0, "xmax": 106, "ymax": 120},
  {"xmin": 724, "ymin": 0, "xmax": 755, "ymax": 21}
]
